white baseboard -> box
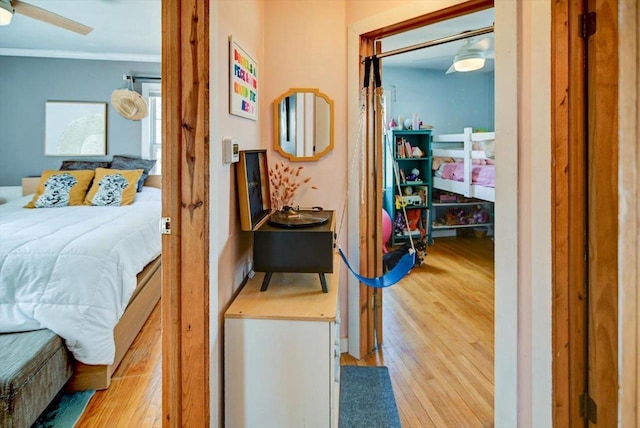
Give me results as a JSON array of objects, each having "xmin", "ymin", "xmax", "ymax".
[{"xmin": 340, "ymin": 337, "xmax": 348, "ymax": 353}]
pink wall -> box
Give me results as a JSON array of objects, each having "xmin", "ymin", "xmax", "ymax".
[
  {"xmin": 211, "ymin": 1, "xmax": 265, "ymax": 425},
  {"xmin": 346, "ymin": 0, "xmax": 413, "ymax": 24},
  {"xmin": 263, "ymin": 0, "xmax": 347, "ymax": 211},
  {"xmin": 263, "ymin": 0, "xmax": 349, "ymax": 334},
  {"xmin": 215, "ymin": 0, "xmax": 265, "ymax": 309}
]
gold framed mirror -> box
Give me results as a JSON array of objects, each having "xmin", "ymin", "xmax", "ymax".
[{"xmin": 273, "ymin": 88, "xmax": 334, "ymax": 161}]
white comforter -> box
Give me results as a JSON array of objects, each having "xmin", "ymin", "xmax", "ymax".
[{"xmin": 0, "ymin": 187, "xmax": 161, "ymax": 364}]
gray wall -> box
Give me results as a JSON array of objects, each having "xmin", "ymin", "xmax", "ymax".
[
  {"xmin": 383, "ymin": 67, "xmax": 495, "ymax": 134},
  {"xmin": 0, "ymin": 56, "xmax": 160, "ymax": 186}
]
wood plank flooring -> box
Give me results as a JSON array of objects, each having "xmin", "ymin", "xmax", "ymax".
[
  {"xmin": 75, "ymin": 236, "xmax": 493, "ymax": 427},
  {"xmin": 76, "ymin": 302, "xmax": 162, "ymax": 427},
  {"xmin": 341, "ymin": 236, "xmax": 495, "ymax": 427}
]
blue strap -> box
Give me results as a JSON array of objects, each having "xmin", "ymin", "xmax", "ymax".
[{"xmin": 338, "ymin": 247, "xmax": 414, "ymax": 288}]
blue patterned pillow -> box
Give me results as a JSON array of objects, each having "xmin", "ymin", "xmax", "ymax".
[
  {"xmin": 110, "ymin": 156, "xmax": 156, "ymax": 192},
  {"xmin": 60, "ymin": 160, "xmax": 111, "ymax": 171}
]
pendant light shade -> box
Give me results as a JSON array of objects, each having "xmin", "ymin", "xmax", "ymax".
[
  {"xmin": 453, "ymin": 53, "xmax": 485, "ymax": 72},
  {"xmin": 445, "ymin": 39, "xmax": 491, "ymax": 75},
  {"xmin": 0, "ymin": 0, "xmax": 14, "ymax": 26}
]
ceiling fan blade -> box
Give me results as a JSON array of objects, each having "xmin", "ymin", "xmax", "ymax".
[
  {"xmin": 12, "ymin": 0, "xmax": 93, "ymax": 35},
  {"xmin": 412, "ymin": 54, "xmax": 454, "ymax": 63},
  {"xmin": 445, "ymin": 63, "xmax": 457, "ymax": 75},
  {"xmin": 469, "ymin": 37, "xmax": 494, "ymax": 52}
]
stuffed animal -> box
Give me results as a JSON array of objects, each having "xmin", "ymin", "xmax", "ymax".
[
  {"xmin": 394, "ymin": 212, "xmax": 406, "ymax": 234},
  {"xmin": 406, "ymin": 209, "xmax": 426, "ymax": 237},
  {"xmin": 405, "ymin": 168, "xmax": 421, "ymax": 182}
]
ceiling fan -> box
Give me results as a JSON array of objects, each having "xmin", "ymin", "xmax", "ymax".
[
  {"xmin": 0, "ymin": 0, "xmax": 93, "ymax": 35},
  {"xmin": 445, "ymin": 36, "xmax": 494, "ymax": 74}
]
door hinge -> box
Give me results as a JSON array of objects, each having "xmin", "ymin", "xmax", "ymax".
[
  {"xmin": 372, "ymin": 292, "xmax": 382, "ymax": 309},
  {"xmin": 579, "ymin": 393, "xmax": 598, "ymax": 424},
  {"xmin": 579, "ymin": 12, "xmax": 596, "ymax": 39},
  {"xmin": 160, "ymin": 217, "xmax": 171, "ymax": 235}
]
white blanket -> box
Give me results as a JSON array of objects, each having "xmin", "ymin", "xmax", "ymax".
[{"xmin": 0, "ymin": 187, "xmax": 161, "ymax": 364}]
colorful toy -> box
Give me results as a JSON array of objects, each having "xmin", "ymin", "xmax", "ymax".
[
  {"xmin": 405, "ymin": 168, "xmax": 420, "ymax": 182},
  {"xmin": 394, "ymin": 212, "xmax": 406, "ymax": 235},
  {"xmin": 395, "ymin": 195, "xmax": 409, "ymax": 210}
]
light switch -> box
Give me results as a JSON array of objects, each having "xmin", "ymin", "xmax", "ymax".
[{"xmin": 223, "ymin": 137, "xmax": 239, "ymax": 164}]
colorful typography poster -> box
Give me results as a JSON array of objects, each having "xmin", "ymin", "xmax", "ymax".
[{"xmin": 229, "ymin": 37, "xmax": 258, "ymax": 121}]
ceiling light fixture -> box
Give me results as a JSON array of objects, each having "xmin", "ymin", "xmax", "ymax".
[
  {"xmin": 445, "ymin": 39, "xmax": 490, "ymax": 75},
  {"xmin": 0, "ymin": 0, "xmax": 14, "ymax": 26},
  {"xmin": 453, "ymin": 52, "xmax": 485, "ymax": 72}
]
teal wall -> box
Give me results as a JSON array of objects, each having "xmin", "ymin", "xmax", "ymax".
[
  {"xmin": 383, "ymin": 66, "xmax": 495, "ymax": 135},
  {"xmin": 0, "ymin": 56, "xmax": 160, "ymax": 186}
]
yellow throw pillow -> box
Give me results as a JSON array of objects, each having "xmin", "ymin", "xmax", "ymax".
[
  {"xmin": 84, "ymin": 168, "xmax": 143, "ymax": 206},
  {"xmin": 25, "ymin": 170, "xmax": 95, "ymax": 208}
]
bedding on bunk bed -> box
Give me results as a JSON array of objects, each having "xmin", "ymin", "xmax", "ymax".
[
  {"xmin": 434, "ymin": 159, "xmax": 496, "ymax": 187},
  {"xmin": 0, "ymin": 187, "xmax": 161, "ymax": 365}
]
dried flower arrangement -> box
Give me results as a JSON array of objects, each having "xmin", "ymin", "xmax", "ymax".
[{"xmin": 268, "ymin": 161, "xmax": 317, "ymax": 211}]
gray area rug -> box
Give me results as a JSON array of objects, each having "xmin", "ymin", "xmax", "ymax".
[
  {"xmin": 339, "ymin": 365, "xmax": 401, "ymax": 428},
  {"xmin": 32, "ymin": 390, "xmax": 94, "ymax": 427}
]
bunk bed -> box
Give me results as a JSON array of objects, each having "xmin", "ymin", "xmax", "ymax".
[{"xmin": 431, "ymin": 127, "xmax": 496, "ymax": 202}]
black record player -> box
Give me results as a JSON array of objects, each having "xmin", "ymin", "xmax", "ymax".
[
  {"xmin": 254, "ymin": 208, "xmax": 334, "ymax": 292},
  {"xmin": 236, "ymin": 150, "xmax": 335, "ymax": 292}
]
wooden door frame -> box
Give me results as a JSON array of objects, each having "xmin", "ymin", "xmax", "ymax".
[
  {"xmin": 161, "ymin": 0, "xmax": 210, "ymax": 426},
  {"xmin": 551, "ymin": 0, "xmax": 588, "ymax": 425},
  {"xmin": 619, "ymin": 0, "xmax": 640, "ymax": 425},
  {"xmin": 355, "ymin": 0, "xmax": 494, "ymax": 358},
  {"xmin": 552, "ymin": 0, "xmax": 634, "ymax": 425}
]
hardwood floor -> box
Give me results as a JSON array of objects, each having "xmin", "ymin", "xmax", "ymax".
[
  {"xmin": 75, "ymin": 236, "xmax": 493, "ymax": 427},
  {"xmin": 76, "ymin": 302, "xmax": 162, "ymax": 427},
  {"xmin": 341, "ymin": 236, "xmax": 495, "ymax": 427}
]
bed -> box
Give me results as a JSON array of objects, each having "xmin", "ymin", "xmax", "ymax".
[
  {"xmin": 431, "ymin": 127, "xmax": 496, "ymax": 202},
  {"xmin": 0, "ymin": 175, "xmax": 162, "ymax": 391}
]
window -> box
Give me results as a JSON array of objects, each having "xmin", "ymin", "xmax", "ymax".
[{"xmin": 141, "ymin": 82, "xmax": 162, "ymax": 174}]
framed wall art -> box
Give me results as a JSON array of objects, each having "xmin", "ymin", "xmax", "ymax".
[
  {"xmin": 45, "ymin": 101, "xmax": 107, "ymax": 156},
  {"xmin": 229, "ymin": 36, "xmax": 258, "ymax": 121}
]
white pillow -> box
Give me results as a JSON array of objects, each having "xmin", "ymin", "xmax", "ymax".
[
  {"xmin": 134, "ymin": 186, "xmax": 162, "ymax": 202},
  {"xmin": 481, "ymin": 139, "xmax": 495, "ymax": 159}
]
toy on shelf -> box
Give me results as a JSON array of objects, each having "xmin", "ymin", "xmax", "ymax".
[
  {"xmin": 404, "ymin": 168, "xmax": 422, "ymax": 183},
  {"xmin": 411, "ymin": 146, "xmax": 424, "ymax": 158},
  {"xmin": 395, "ymin": 195, "xmax": 409, "ymax": 210},
  {"xmin": 433, "ymin": 205, "xmax": 490, "ymax": 227},
  {"xmin": 394, "ymin": 212, "xmax": 406, "ymax": 235}
]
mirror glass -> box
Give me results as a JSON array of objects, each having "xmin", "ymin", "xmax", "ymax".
[{"xmin": 273, "ymin": 88, "xmax": 334, "ymax": 161}]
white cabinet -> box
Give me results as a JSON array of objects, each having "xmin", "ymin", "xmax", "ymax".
[{"xmin": 224, "ymin": 255, "xmax": 341, "ymax": 428}]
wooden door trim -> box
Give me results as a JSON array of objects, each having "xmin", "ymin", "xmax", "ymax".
[
  {"xmin": 619, "ymin": 0, "xmax": 639, "ymax": 425},
  {"xmin": 162, "ymin": 0, "xmax": 210, "ymax": 426},
  {"xmin": 356, "ymin": 0, "xmax": 493, "ymax": 357},
  {"xmin": 551, "ymin": 0, "xmax": 587, "ymax": 425},
  {"xmin": 586, "ymin": 0, "xmax": 619, "ymax": 424},
  {"xmin": 357, "ymin": 37, "xmax": 376, "ymax": 357}
]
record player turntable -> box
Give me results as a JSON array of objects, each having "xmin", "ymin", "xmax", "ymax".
[{"xmin": 236, "ymin": 150, "xmax": 335, "ymax": 292}]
